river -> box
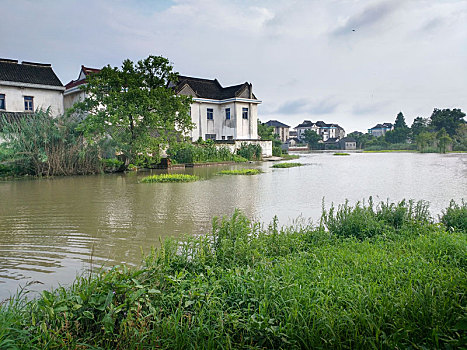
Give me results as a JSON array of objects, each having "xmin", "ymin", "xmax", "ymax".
[{"xmin": 1, "ymin": 152, "xmax": 466, "ymax": 300}]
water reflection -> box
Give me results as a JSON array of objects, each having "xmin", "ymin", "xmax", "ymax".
[{"xmin": 0, "ymin": 153, "xmax": 466, "ymax": 300}]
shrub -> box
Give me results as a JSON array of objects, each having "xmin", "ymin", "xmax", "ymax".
[
  {"xmin": 440, "ymin": 200, "xmax": 467, "ymax": 232},
  {"xmin": 236, "ymin": 142, "xmax": 262, "ymax": 161}
]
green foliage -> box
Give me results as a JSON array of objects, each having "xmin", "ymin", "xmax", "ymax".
[
  {"xmin": 271, "ymin": 162, "xmax": 302, "ymax": 168},
  {"xmin": 394, "ymin": 111, "xmax": 408, "ymax": 129},
  {"xmin": 141, "ymin": 174, "xmax": 199, "ymax": 183},
  {"xmin": 0, "ymin": 110, "xmax": 103, "ymax": 176},
  {"xmin": 100, "ymin": 158, "xmax": 124, "ymax": 172},
  {"xmin": 1, "ymin": 200, "xmax": 466, "ymax": 349},
  {"xmin": 280, "ymin": 154, "xmax": 299, "ymax": 160},
  {"xmin": 333, "ymin": 152, "xmax": 350, "ymax": 156},
  {"xmin": 302, "ymin": 129, "xmax": 321, "ymax": 149},
  {"xmin": 410, "ymin": 116, "xmax": 429, "ymax": 140},
  {"xmin": 167, "ymin": 142, "xmax": 242, "ymax": 164},
  {"xmin": 436, "ymin": 128, "xmax": 452, "ymax": 153},
  {"xmin": 71, "ymin": 55, "xmax": 194, "ymax": 168},
  {"xmin": 257, "ymin": 120, "xmax": 275, "ymax": 140},
  {"xmin": 429, "ymin": 108, "xmax": 466, "ymax": 136},
  {"xmin": 440, "ymin": 200, "xmax": 467, "ymax": 232},
  {"xmin": 236, "ymin": 142, "xmax": 262, "ymax": 161},
  {"xmin": 453, "ymin": 124, "xmax": 467, "ymax": 151},
  {"xmin": 218, "ymin": 169, "xmax": 262, "ymax": 175}
]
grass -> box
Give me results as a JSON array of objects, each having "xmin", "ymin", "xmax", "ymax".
[
  {"xmin": 0, "ymin": 199, "xmax": 466, "ymax": 349},
  {"xmin": 272, "ymin": 162, "xmax": 303, "ymax": 168},
  {"xmin": 140, "ymin": 174, "xmax": 200, "ymax": 183},
  {"xmin": 218, "ymin": 169, "xmax": 262, "ymax": 175},
  {"xmin": 280, "ymin": 154, "xmax": 300, "ymax": 160},
  {"xmin": 333, "ymin": 152, "xmax": 350, "ymax": 156}
]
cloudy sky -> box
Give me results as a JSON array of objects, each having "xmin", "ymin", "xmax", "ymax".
[{"xmin": 2, "ymin": 0, "xmax": 466, "ymax": 132}]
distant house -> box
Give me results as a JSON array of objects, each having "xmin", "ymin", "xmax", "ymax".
[
  {"xmin": 296, "ymin": 120, "xmax": 345, "ymax": 141},
  {"xmin": 173, "ymin": 76, "xmax": 261, "ymax": 141},
  {"xmin": 339, "ymin": 137, "xmax": 357, "ymax": 150},
  {"xmin": 64, "ymin": 65, "xmax": 100, "ymax": 111},
  {"xmin": 0, "ymin": 58, "xmax": 64, "ymax": 120},
  {"xmin": 368, "ymin": 123, "xmax": 393, "ymax": 137},
  {"xmin": 264, "ymin": 120, "xmax": 289, "ymax": 142}
]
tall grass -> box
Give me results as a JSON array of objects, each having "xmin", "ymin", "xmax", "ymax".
[{"xmin": 0, "ymin": 199, "xmax": 466, "ymax": 349}]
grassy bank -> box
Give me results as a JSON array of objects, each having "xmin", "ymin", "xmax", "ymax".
[{"xmin": 0, "ymin": 200, "xmax": 466, "ymax": 349}]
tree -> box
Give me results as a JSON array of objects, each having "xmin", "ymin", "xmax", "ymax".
[
  {"xmin": 72, "ymin": 56, "xmax": 193, "ymax": 167},
  {"xmin": 415, "ymin": 131, "xmax": 435, "ymax": 152},
  {"xmin": 347, "ymin": 131, "xmax": 374, "ymax": 149},
  {"xmin": 436, "ymin": 128, "xmax": 452, "ymax": 153},
  {"xmin": 386, "ymin": 112, "xmax": 409, "ymax": 144},
  {"xmin": 453, "ymin": 124, "xmax": 467, "ymax": 151},
  {"xmin": 394, "ymin": 112, "xmax": 408, "ymax": 129},
  {"xmin": 429, "ymin": 108, "xmax": 466, "ymax": 137},
  {"xmin": 303, "ymin": 129, "xmax": 321, "ymax": 150},
  {"xmin": 257, "ymin": 120, "xmax": 282, "ymax": 156},
  {"xmin": 410, "ymin": 117, "xmax": 429, "ymax": 140}
]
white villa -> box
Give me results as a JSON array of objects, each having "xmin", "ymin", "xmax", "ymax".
[
  {"xmin": 295, "ymin": 120, "xmax": 345, "ymax": 141},
  {"xmin": 172, "ymin": 76, "xmax": 261, "ymax": 141},
  {"xmin": 0, "ymin": 58, "xmax": 64, "ymax": 119}
]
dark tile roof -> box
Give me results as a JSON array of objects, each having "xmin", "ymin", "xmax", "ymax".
[
  {"xmin": 0, "ymin": 59, "xmax": 63, "ymax": 87},
  {"xmin": 340, "ymin": 137, "xmax": 356, "ymax": 142},
  {"xmin": 370, "ymin": 123, "xmax": 393, "ymax": 130},
  {"xmin": 264, "ymin": 120, "xmax": 290, "ymax": 128},
  {"xmin": 175, "ymin": 76, "xmax": 256, "ymax": 100},
  {"xmin": 65, "ymin": 65, "xmax": 100, "ymax": 90},
  {"xmin": 324, "ymin": 137, "xmax": 339, "ymax": 143},
  {"xmin": 296, "ymin": 120, "xmax": 314, "ymax": 128}
]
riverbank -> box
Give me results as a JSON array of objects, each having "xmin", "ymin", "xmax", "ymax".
[{"xmin": 1, "ymin": 199, "xmax": 465, "ymax": 349}]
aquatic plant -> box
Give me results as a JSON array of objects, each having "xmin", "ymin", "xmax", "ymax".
[
  {"xmin": 271, "ymin": 162, "xmax": 302, "ymax": 168},
  {"xmin": 218, "ymin": 169, "xmax": 262, "ymax": 175},
  {"xmin": 140, "ymin": 174, "xmax": 199, "ymax": 183},
  {"xmin": 333, "ymin": 152, "xmax": 350, "ymax": 156}
]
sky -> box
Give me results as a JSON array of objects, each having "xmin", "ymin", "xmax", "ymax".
[{"xmin": 2, "ymin": 0, "xmax": 466, "ymax": 132}]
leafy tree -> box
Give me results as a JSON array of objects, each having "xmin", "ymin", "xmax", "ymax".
[
  {"xmin": 436, "ymin": 128, "xmax": 452, "ymax": 153},
  {"xmin": 410, "ymin": 117, "xmax": 429, "ymax": 140},
  {"xmin": 257, "ymin": 120, "xmax": 274, "ymax": 141},
  {"xmin": 386, "ymin": 112, "xmax": 409, "ymax": 144},
  {"xmin": 347, "ymin": 131, "xmax": 374, "ymax": 149},
  {"xmin": 415, "ymin": 131, "xmax": 435, "ymax": 152},
  {"xmin": 72, "ymin": 56, "xmax": 193, "ymax": 167},
  {"xmin": 429, "ymin": 108, "xmax": 466, "ymax": 136},
  {"xmin": 453, "ymin": 124, "xmax": 467, "ymax": 151},
  {"xmin": 303, "ymin": 129, "xmax": 321, "ymax": 150}
]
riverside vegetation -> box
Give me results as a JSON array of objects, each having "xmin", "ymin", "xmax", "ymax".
[
  {"xmin": 141, "ymin": 174, "xmax": 200, "ymax": 183},
  {"xmin": 0, "ymin": 199, "xmax": 466, "ymax": 349},
  {"xmin": 271, "ymin": 162, "xmax": 302, "ymax": 168}
]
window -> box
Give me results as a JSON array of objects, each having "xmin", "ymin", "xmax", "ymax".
[
  {"xmin": 24, "ymin": 96, "xmax": 34, "ymax": 111},
  {"xmin": 225, "ymin": 108, "xmax": 230, "ymax": 120},
  {"xmin": 205, "ymin": 133, "xmax": 216, "ymax": 140},
  {"xmin": 222, "ymin": 136, "xmax": 225, "ymax": 140},
  {"xmin": 227, "ymin": 136, "xmax": 233, "ymax": 140},
  {"xmin": 0, "ymin": 94, "xmax": 5, "ymax": 110},
  {"xmin": 242, "ymin": 107, "xmax": 248, "ymax": 119},
  {"xmin": 207, "ymin": 108, "xmax": 213, "ymax": 120}
]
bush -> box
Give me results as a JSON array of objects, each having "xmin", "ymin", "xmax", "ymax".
[
  {"xmin": 236, "ymin": 142, "xmax": 262, "ymax": 161},
  {"xmin": 271, "ymin": 162, "xmax": 302, "ymax": 168},
  {"xmin": 440, "ymin": 200, "xmax": 467, "ymax": 232},
  {"xmin": 141, "ymin": 174, "xmax": 199, "ymax": 183},
  {"xmin": 167, "ymin": 142, "xmax": 239, "ymax": 164}
]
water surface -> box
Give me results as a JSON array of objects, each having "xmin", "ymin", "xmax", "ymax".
[{"xmin": 1, "ymin": 152, "xmax": 466, "ymax": 300}]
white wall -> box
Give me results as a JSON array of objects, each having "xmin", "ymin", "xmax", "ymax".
[
  {"xmin": 0, "ymin": 84, "xmax": 64, "ymax": 116},
  {"xmin": 64, "ymin": 89, "xmax": 85, "ymax": 111}
]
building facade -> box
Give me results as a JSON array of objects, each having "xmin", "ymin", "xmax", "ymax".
[
  {"xmin": 64, "ymin": 65, "xmax": 100, "ymax": 111},
  {"xmin": 0, "ymin": 58, "xmax": 64, "ymax": 118},
  {"xmin": 368, "ymin": 123, "xmax": 393, "ymax": 137},
  {"xmin": 173, "ymin": 76, "xmax": 260, "ymax": 141},
  {"xmin": 264, "ymin": 120, "xmax": 290, "ymax": 142},
  {"xmin": 296, "ymin": 120, "xmax": 345, "ymax": 141}
]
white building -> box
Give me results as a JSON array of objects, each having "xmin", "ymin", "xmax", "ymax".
[
  {"xmin": 64, "ymin": 65, "xmax": 100, "ymax": 111},
  {"xmin": 0, "ymin": 58, "xmax": 64, "ymax": 118},
  {"xmin": 264, "ymin": 120, "xmax": 290, "ymax": 143},
  {"xmin": 173, "ymin": 76, "xmax": 261, "ymax": 141},
  {"xmin": 296, "ymin": 120, "xmax": 345, "ymax": 141},
  {"xmin": 368, "ymin": 123, "xmax": 393, "ymax": 137}
]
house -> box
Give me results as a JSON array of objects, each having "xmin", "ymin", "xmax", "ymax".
[
  {"xmin": 264, "ymin": 120, "xmax": 289, "ymax": 142},
  {"xmin": 173, "ymin": 76, "xmax": 261, "ymax": 141},
  {"xmin": 296, "ymin": 120, "xmax": 345, "ymax": 141},
  {"xmin": 0, "ymin": 58, "xmax": 64, "ymax": 119},
  {"xmin": 368, "ymin": 123, "xmax": 393, "ymax": 137},
  {"xmin": 64, "ymin": 65, "xmax": 100, "ymax": 110},
  {"xmin": 339, "ymin": 137, "xmax": 357, "ymax": 150}
]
